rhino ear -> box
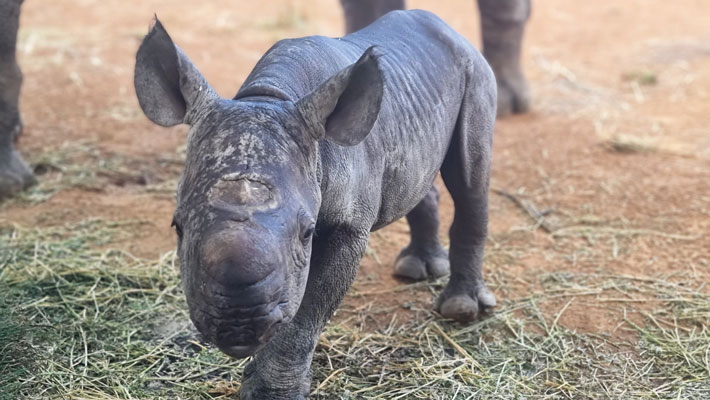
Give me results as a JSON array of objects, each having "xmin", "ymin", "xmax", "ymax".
[
  {"xmin": 296, "ymin": 46, "xmax": 384, "ymax": 146},
  {"xmin": 134, "ymin": 18, "xmax": 218, "ymax": 127}
]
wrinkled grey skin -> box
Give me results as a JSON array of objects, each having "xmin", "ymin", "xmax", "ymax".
[
  {"xmin": 135, "ymin": 10, "xmax": 496, "ymax": 399},
  {"xmin": 0, "ymin": 0, "xmax": 35, "ymax": 200},
  {"xmin": 341, "ymin": 0, "xmax": 531, "ymax": 116}
]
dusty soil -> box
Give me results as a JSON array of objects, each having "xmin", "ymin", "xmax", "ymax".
[{"xmin": 2, "ymin": 0, "xmax": 708, "ymax": 339}]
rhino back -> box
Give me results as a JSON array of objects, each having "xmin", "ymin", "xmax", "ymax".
[{"xmin": 237, "ymin": 10, "xmax": 490, "ymax": 229}]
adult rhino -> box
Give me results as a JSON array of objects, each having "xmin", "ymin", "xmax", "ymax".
[{"xmin": 134, "ymin": 9, "xmax": 497, "ymax": 399}]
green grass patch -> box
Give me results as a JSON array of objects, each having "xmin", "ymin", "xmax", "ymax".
[{"xmin": 1, "ymin": 220, "xmax": 708, "ymax": 399}]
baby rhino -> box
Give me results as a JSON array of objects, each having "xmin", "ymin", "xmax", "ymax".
[{"xmin": 135, "ymin": 10, "xmax": 496, "ymax": 399}]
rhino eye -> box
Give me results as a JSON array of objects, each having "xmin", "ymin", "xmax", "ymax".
[
  {"xmin": 298, "ymin": 209, "xmax": 315, "ymax": 242},
  {"xmin": 302, "ymin": 224, "xmax": 315, "ymax": 241},
  {"xmin": 171, "ymin": 217, "xmax": 183, "ymax": 238}
]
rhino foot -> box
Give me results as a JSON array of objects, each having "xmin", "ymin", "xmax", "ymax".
[
  {"xmin": 0, "ymin": 147, "xmax": 36, "ymax": 200},
  {"xmin": 394, "ymin": 247, "xmax": 449, "ymax": 281},
  {"xmin": 436, "ymin": 281, "xmax": 496, "ymax": 323},
  {"xmin": 496, "ymin": 70, "xmax": 530, "ymax": 117},
  {"xmin": 239, "ymin": 359, "xmax": 310, "ymax": 400}
]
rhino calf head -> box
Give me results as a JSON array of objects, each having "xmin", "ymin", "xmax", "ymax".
[{"xmin": 134, "ymin": 20, "xmax": 383, "ymax": 358}]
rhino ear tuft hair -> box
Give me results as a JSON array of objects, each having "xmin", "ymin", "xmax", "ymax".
[
  {"xmin": 296, "ymin": 46, "xmax": 384, "ymax": 146},
  {"xmin": 134, "ymin": 17, "xmax": 219, "ymax": 127}
]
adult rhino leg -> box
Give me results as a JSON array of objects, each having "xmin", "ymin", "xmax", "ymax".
[
  {"xmin": 340, "ymin": 0, "xmax": 405, "ymax": 34},
  {"xmin": 477, "ymin": 0, "xmax": 531, "ymax": 117},
  {"xmin": 394, "ymin": 185, "xmax": 450, "ymax": 280},
  {"xmin": 239, "ymin": 226, "xmax": 369, "ymax": 399},
  {"xmin": 0, "ymin": 0, "xmax": 35, "ymax": 200}
]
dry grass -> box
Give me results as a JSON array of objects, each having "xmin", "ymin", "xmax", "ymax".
[
  {"xmin": 1, "ymin": 142, "xmax": 183, "ymax": 207},
  {"xmin": 622, "ymin": 71, "xmax": 658, "ymax": 86},
  {"xmin": 604, "ymin": 134, "xmax": 658, "ymax": 154},
  {"xmin": 1, "ymin": 220, "xmax": 708, "ymax": 399}
]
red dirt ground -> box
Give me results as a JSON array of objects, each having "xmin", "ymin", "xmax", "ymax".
[{"xmin": 2, "ymin": 0, "xmax": 708, "ymax": 338}]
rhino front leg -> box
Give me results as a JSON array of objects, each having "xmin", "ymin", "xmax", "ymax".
[
  {"xmin": 239, "ymin": 226, "xmax": 369, "ymax": 399},
  {"xmin": 394, "ymin": 185, "xmax": 450, "ymax": 280},
  {"xmin": 0, "ymin": 0, "xmax": 35, "ymax": 200},
  {"xmin": 477, "ymin": 0, "xmax": 531, "ymax": 117},
  {"xmin": 340, "ymin": 0, "xmax": 405, "ymax": 34}
]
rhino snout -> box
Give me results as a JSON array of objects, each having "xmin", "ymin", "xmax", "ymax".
[
  {"xmin": 189, "ymin": 273, "xmax": 289, "ymax": 358},
  {"xmin": 200, "ymin": 226, "xmax": 279, "ymax": 288},
  {"xmin": 191, "ymin": 297, "xmax": 287, "ymax": 359},
  {"xmin": 189, "ymin": 226, "xmax": 291, "ymax": 357},
  {"xmin": 215, "ymin": 304, "xmax": 286, "ymax": 358}
]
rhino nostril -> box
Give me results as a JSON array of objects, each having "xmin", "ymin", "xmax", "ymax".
[{"xmin": 257, "ymin": 305, "xmax": 285, "ymax": 343}]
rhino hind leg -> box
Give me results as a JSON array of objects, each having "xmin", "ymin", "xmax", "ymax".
[
  {"xmin": 394, "ymin": 185, "xmax": 450, "ymax": 280},
  {"xmin": 434, "ymin": 64, "xmax": 498, "ymax": 323},
  {"xmin": 478, "ymin": 0, "xmax": 531, "ymax": 117}
]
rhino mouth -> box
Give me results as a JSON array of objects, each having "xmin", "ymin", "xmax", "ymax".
[
  {"xmin": 191, "ymin": 300, "xmax": 288, "ymax": 359},
  {"xmin": 217, "ymin": 315, "xmax": 286, "ymax": 358},
  {"xmin": 219, "ymin": 344, "xmax": 262, "ymax": 359}
]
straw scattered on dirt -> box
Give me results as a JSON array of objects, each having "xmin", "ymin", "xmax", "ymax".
[
  {"xmin": 1, "ymin": 142, "xmax": 184, "ymax": 207},
  {"xmin": 1, "ymin": 220, "xmax": 707, "ymax": 399}
]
